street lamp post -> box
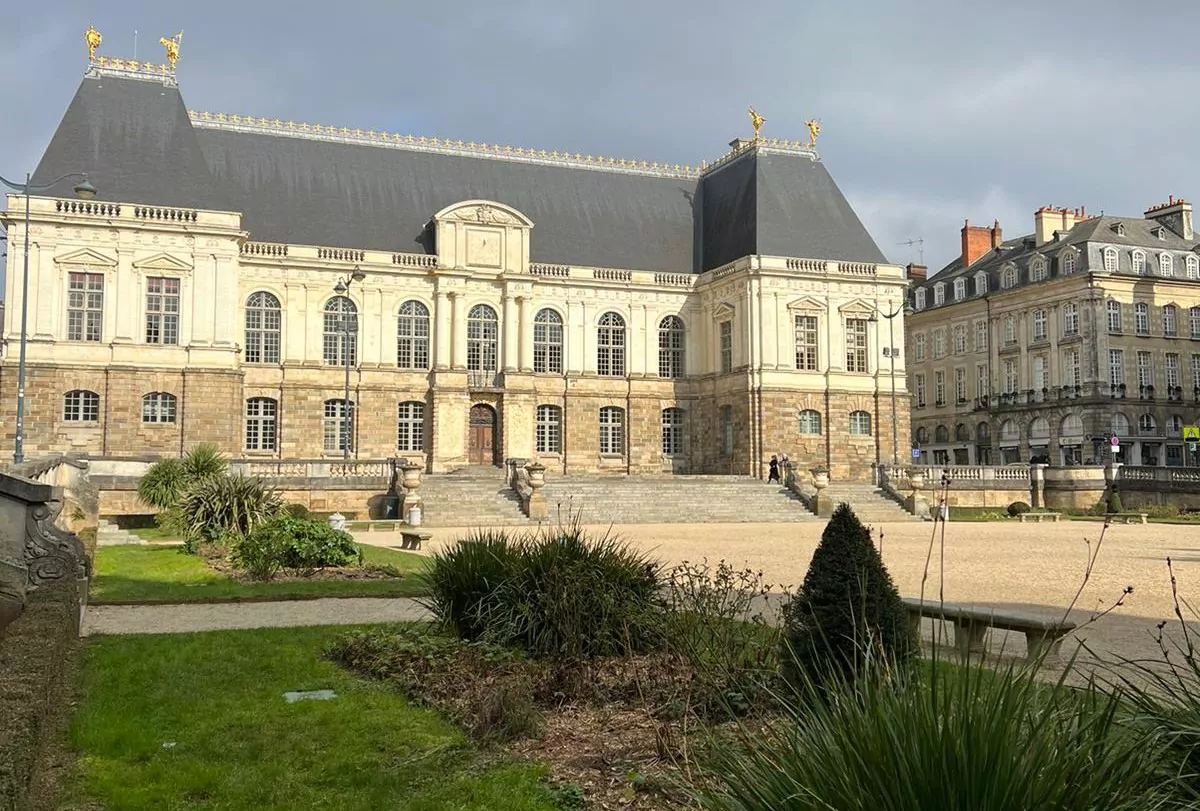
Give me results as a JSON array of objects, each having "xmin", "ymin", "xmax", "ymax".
[
  {"xmin": 869, "ymin": 302, "xmax": 909, "ymax": 468},
  {"xmin": 333, "ymin": 268, "xmax": 366, "ymax": 462},
  {"xmin": 0, "ymin": 172, "xmax": 97, "ymax": 464}
]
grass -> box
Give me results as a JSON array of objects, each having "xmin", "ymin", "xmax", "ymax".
[
  {"xmin": 129, "ymin": 526, "xmax": 186, "ymax": 542},
  {"xmin": 90, "ymin": 544, "xmax": 428, "ymax": 604},
  {"xmin": 60, "ymin": 626, "xmax": 561, "ymax": 811}
]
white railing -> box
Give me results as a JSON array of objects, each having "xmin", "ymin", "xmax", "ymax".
[
  {"xmin": 1120, "ymin": 466, "xmax": 1200, "ymax": 484},
  {"xmin": 882, "ymin": 464, "xmax": 1032, "ymax": 485}
]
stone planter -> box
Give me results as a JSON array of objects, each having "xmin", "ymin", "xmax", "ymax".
[
  {"xmin": 524, "ymin": 461, "xmax": 548, "ymax": 520},
  {"xmin": 811, "ymin": 470, "xmax": 830, "ymax": 490}
]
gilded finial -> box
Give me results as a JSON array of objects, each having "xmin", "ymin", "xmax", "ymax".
[
  {"xmin": 85, "ymin": 25, "xmax": 103, "ymax": 61},
  {"xmin": 805, "ymin": 118, "xmax": 821, "ymax": 148},
  {"xmin": 159, "ymin": 31, "xmax": 182, "ymax": 70},
  {"xmin": 748, "ymin": 107, "xmax": 765, "ymax": 140}
]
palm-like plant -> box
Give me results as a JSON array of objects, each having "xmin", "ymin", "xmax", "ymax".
[
  {"xmin": 137, "ymin": 444, "xmax": 227, "ymax": 510},
  {"xmin": 177, "ymin": 474, "xmax": 282, "ymax": 544}
]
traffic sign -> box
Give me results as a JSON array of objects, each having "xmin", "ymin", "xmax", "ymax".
[
  {"xmin": 911, "ymin": 448, "xmax": 921, "ymax": 459},
  {"xmin": 1184, "ymin": 426, "xmax": 1200, "ymax": 442},
  {"xmin": 1111, "ymin": 436, "xmax": 1120, "ymax": 448}
]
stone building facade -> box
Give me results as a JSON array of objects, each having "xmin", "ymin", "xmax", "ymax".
[
  {"xmin": 1, "ymin": 49, "xmax": 910, "ymax": 481},
  {"xmin": 907, "ymin": 202, "xmax": 1200, "ymax": 468}
]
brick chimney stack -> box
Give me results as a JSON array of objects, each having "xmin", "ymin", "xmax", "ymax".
[
  {"xmin": 990, "ymin": 220, "xmax": 1003, "ymax": 248},
  {"xmin": 961, "ymin": 220, "xmax": 994, "ymax": 268},
  {"xmin": 1144, "ymin": 196, "xmax": 1193, "ymax": 240},
  {"xmin": 906, "ymin": 263, "xmax": 927, "ymax": 283}
]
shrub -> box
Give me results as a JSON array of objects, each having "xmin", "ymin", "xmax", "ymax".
[
  {"xmin": 781, "ymin": 504, "xmax": 915, "ymax": 692},
  {"xmin": 232, "ymin": 516, "xmax": 360, "ymax": 579},
  {"xmin": 1007, "ymin": 501, "xmax": 1031, "ymax": 517},
  {"xmin": 229, "ymin": 530, "xmax": 285, "ymax": 581},
  {"xmin": 136, "ymin": 457, "xmax": 188, "ymax": 510},
  {"xmin": 283, "ymin": 503, "xmax": 313, "ymax": 520},
  {"xmin": 423, "ymin": 530, "xmax": 519, "ymax": 641},
  {"xmin": 177, "ymin": 474, "xmax": 282, "ymax": 547}
]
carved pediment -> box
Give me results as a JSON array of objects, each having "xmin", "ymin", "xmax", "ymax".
[
  {"xmin": 133, "ymin": 252, "xmax": 194, "ymax": 273},
  {"xmin": 838, "ymin": 298, "xmax": 876, "ymax": 316},
  {"xmin": 713, "ymin": 301, "xmax": 735, "ymax": 319},
  {"xmin": 54, "ymin": 247, "xmax": 117, "ymax": 267},
  {"xmin": 433, "ymin": 200, "xmax": 533, "ymax": 229},
  {"xmin": 787, "ymin": 296, "xmax": 826, "ymax": 313}
]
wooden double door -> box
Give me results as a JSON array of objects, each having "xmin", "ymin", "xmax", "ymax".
[{"xmin": 468, "ymin": 404, "xmax": 498, "ymax": 466}]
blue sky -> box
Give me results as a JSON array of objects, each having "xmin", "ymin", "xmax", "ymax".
[{"xmin": 3, "ymin": 0, "xmax": 1200, "ymax": 272}]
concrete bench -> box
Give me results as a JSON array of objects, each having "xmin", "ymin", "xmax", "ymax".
[
  {"xmin": 1111, "ymin": 513, "xmax": 1148, "ymax": 525},
  {"xmin": 901, "ymin": 597, "xmax": 1075, "ymax": 663},
  {"xmin": 348, "ymin": 520, "xmax": 404, "ymax": 532},
  {"xmin": 399, "ymin": 530, "xmax": 432, "ymax": 551},
  {"xmin": 1016, "ymin": 511, "xmax": 1062, "ymax": 523}
]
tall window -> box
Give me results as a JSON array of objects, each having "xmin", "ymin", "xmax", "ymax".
[
  {"xmin": 914, "ymin": 374, "xmax": 926, "ymax": 407},
  {"xmin": 913, "ymin": 332, "xmax": 926, "ymax": 361},
  {"xmin": 1188, "ymin": 255, "xmax": 1199, "ymax": 279},
  {"xmin": 1063, "ymin": 302, "xmax": 1079, "ymax": 336},
  {"xmin": 720, "ymin": 405, "xmax": 734, "ymax": 455},
  {"xmin": 795, "ymin": 315, "xmax": 819, "ymax": 370},
  {"xmin": 1033, "ymin": 356, "xmax": 1046, "ymax": 390},
  {"xmin": 1030, "ymin": 258, "xmax": 1047, "ymax": 282},
  {"xmin": 933, "ymin": 328, "xmax": 946, "ymax": 358},
  {"xmin": 599, "ymin": 406, "xmax": 625, "ymax": 454},
  {"xmin": 1135, "ymin": 303, "xmax": 1150, "ymax": 335},
  {"xmin": 1137, "ymin": 351, "xmax": 1154, "ymax": 388},
  {"xmin": 323, "ymin": 296, "xmax": 357, "ymax": 366},
  {"xmin": 145, "ymin": 277, "xmax": 180, "ymax": 345},
  {"xmin": 1103, "ymin": 248, "xmax": 1118, "ymax": 273},
  {"xmin": 467, "ymin": 304, "xmax": 499, "ymax": 372},
  {"xmin": 1133, "ymin": 250, "xmax": 1147, "ymax": 275},
  {"xmin": 1166, "ymin": 353, "xmax": 1180, "ymax": 388},
  {"xmin": 597, "ymin": 312, "xmax": 626, "ymax": 377},
  {"xmin": 953, "ymin": 325, "xmax": 967, "ymax": 354},
  {"xmin": 976, "ymin": 364, "xmax": 989, "ymax": 398},
  {"xmin": 1032, "ymin": 309, "xmax": 1047, "ymax": 342},
  {"xmin": 244, "ymin": 292, "xmax": 281, "ymax": 364},
  {"xmin": 1002, "ymin": 266, "xmax": 1017, "ymax": 288},
  {"xmin": 397, "ymin": 301, "xmax": 430, "ymax": 370},
  {"xmin": 661, "ymin": 408, "xmax": 685, "ymax": 455},
  {"xmin": 1159, "ymin": 253, "xmax": 1174, "ymax": 276},
  {"xmin": 536, "ymin": 405, "xmax": 562, "ymax": 453},
  {"xmin": 934, "ymin": 283, "xmax": 945, "ymax": 305},
  {"xmin": 1062, "ymin": 251, "xmax": 1077, "ymax": 275},
  {"xmin": 719, "ymin": 320, "xmax": 733, "ymax": 373},
  {"xmin": 914, "ymin": 288, "xmax": 926, "ymax": 309},
  {"xmin": 955, "ymin": 367, "xmax": 967, "ymax": 402},
  {"xmin": 935, "ymin": 370, "xmax": 946, "ymax": 404},
  {"xmin": 1107, "ymin": 301, "xmax": 1122, "ymax": 332},
  {"xmin": 396, "ymin": 401, "xmax": 425, "ymax": 451},
  {"xmin": 1063, "ymin": 349, "xmax": 1080, "ymax": 387},
  {"xmin": 1193, "ymin": 354, "xmax": 1200, "ymax": 388},
  {"xmin": 974, "ymin": 320, "xmax": 988, "ymax": 352},
  {"xmin": 975, "ymin": 273, "xmax": 988, "ymax": 295},
  {"xmin": 63, "ymin": 390, "xmax": 99, "ymax": 422},
  {"xmin": 1109, "ymin": 349, "xmax": 1125, "ymax": 387},
  {"xmin": 1191, "ymin": 306, "xmax": 1200, "ymax": 338},
  {"xmin": 1003, "ymin": 317, "xmax": 1016, "ymax": 346},
  {"xmin": 323, "ymin": 399, "xmax": 353, "ymax": 453},
  {"xmin": 1003, "ymin": 360, "xmax": 1018, "ymax": 393},
  {"xmin": 846, "ymin": 318, "xmax": 869, "ymax": 373},
  {"xmin": 849, "ymin": 410, "xmax": 872, "ymax": 436},
  {"xmin": 657, "ymin": 315, "xmax": 685, "ymax": 378},
  {"xmin": 1164, "ymin": 304, "xmax": 1178, "ymax": 337},
  {"xmin": 798, "ymin": 409, "xmax": 822, "ymax": 435},
  {"xmin": 67, "ymin": 272, "xmax": 103, "ymax": 342},
  {"xmin": 141, "ymin": 392, "xmax": 177, "ymax": 424},
  {"xmin": 533, "ymin": 308, "xmax": 564, "ymax": 374},
  {"xmin": 953, "ymin": 279, "xmax": 966, "ymax": 301},
  {"xmin": 244, "ymin": 397, "xmax": 277, "ymax": 451}
]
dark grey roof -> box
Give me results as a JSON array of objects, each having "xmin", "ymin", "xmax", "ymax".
[{"xmin": 33, "ymin": 73, "xmax": 888, "ymax": 274}]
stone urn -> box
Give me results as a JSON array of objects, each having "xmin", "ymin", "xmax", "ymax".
[
  {"xmin": 523, "ymin": 461, "xmax": 549, "ymax": 521},
  {"xmin": 525, "ymin": 460, "xmax": 547, "ymax": 492},
  {"xmin": 811, "ymin": 469, "xmax": 830, "ymax": 490},
  {"xmin": 909, "ymin": 469, "xmax": 926, "ymax": 490},
  {"xmin": 400, "ymin": 462, "xmax": 424, "ymax": 512}
]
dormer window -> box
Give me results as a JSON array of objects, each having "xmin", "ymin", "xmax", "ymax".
[
  {"xmin": 1188, "ymin": 255, "xmax": 1199, "ymax": 279},
  {"xmin": 933, "ymin": 283, "xmax": 945, "ymax": 306},
  {"xmin": 1110, "ymin": 222, "xmax": 1126, "ymax": 237},
  {"xmin": 1152, "ymin": 226, "xmax": 1166, "ymax": 240},
  {"xmin": 1132, "ymin": 250, "xmax": 1147, "ymax": 275},
  {"xmin": 974, "ymin": 272, "xmax": 988, "ymax": 295},
  {"xmin": 1160, "ymin": 253, "xmax": 1174, "ymax": 277},
  {"xmin": 1030, "ymin": 257, "xmax": 1047, "ymax": 282},
  {"xmin": 953, "ymin": 278, "xmax": 966, "ymax": 301},
  {"xmin": 1061, "ymin": 250, "xmax": 1077, "ymax": 275},
  {"xmin": 1103, "ymin": 247, "xmax": 1118, "ymax": 273},
  {"xmin": 1001, "ymin": 266, "xmax": 1017, "ymax": 289},
  {"xmin": 914, "ymin": 288, "xmax": 926, "ymax": 310}
]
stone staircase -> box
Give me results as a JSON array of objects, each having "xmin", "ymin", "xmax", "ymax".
[
  {"xmin": 416, "ymin": 468, "xmax": 532, "ymax": 527},
  {"xmin": 818, "ymin": 484, "xmax": 926, "ymax": 523},
  {"xmin": 96, "ymin": 519, "xmax": 145, "ymax": 546}
]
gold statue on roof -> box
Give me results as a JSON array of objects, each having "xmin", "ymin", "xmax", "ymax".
[
  {"xmin": 805, "ymin": 118, "xmax": 821, "ymax": 148},
  {"xmin": 160, "ymin": 32, "xmax": 183, "ymax": 69},
  {"xmin": 748, "ymin": 107, "xmax": 765, "ymax": 140},
  {"xmin": 85, "ymin": 26, "xmax": 102, "ymax": 61}
]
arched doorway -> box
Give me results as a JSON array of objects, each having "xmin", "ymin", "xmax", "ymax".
[{"xmin": 468, "ymin": 403, "xmax": 498, "ymax": 466}]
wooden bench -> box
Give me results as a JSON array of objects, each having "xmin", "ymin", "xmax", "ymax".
[
  {"xmin": 399, "ymin": 530, "xmax": 432, "ymax": 551},
  {"xmin": 901, "ymin": 597, "xmax": 1075, "ymax": 663},
  {"xmin": 1016, "ymin": 511, "xmax": 1062, "ymax": 523},
  {"xmin": 1111, "ymin": 513, "xmax": 1148, "ymax": 525}
]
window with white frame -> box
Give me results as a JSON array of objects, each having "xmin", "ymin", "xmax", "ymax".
[
  {"xmin": 794, "ymin": 315, "xmax": 819, "ymax": 370},
  {"xmin": 1103, "ymin": 248, "xmax": 1118, "ymax": 273},
  {"xmin": 534, "ymin": 308, "xmax": 565, "ymax": 374},
  {"xmin": 467, "ymin": 304, "xmax": 499, "ymax": 372},
  {"xmin": 719, "ymin": 320, "xmax": 733, "ymax": 373},
  {"xmin": 1193, "ymin": 354, "xmax": 1200, "ymax": 387},
  {"xmin": 914, "ymin": 288, "xmax": 926, "ymax": 309},
  {"xmin": 935, "ymin": 370, "xmax": 946, "ymax": 404},
  {"xmin": 720, "ymin": 405, "xmax": 734, "ymax": 455},
  {"xmin": 245, "ymin": 292, "xmax": 282, "ymax": 364},
  {"xmin": 1188, "ymin": 255, "xmax": 1199, "ymax": 279},
  {"xmin": 657, "ymin": 316, "xmax": 685, "ymax": 378},
  {"xmin": 1062, "ymin": 251, "xmax": 1077, "ymax": 275},
  {"xmin": 934, "ymin": 283, "xmax": 945, "ymax": 305},
  {"xmin": 976, "ymin": 364, "xmax": 988, "ymax": 398},
  {"xmin": 1063, "ymin": 302, "xmax": 1079, "ymax": 336},
  {"xmin": 323, "ymin": 399, "xmax": 353, "ymax": 452},
  {"xmin": 1107, "ymin": 300, "xmax": 1122, "ymax": 332},
  {"xmin": 1164, "ymin": 304, "xmax": 1178, "ymax": 337},
  {"xmin": 1063, "ymin": 349, "xmax": 1080, "ymax": 387},
  {"xmin": 974, "ymin": 320, "xmax": 988, "ymax": 352},
  {"xmin": 396, "ymin": 401, "xmax": 425, "ymax": 452},
  {"xmin": 846, "ymin": 318, "xmax": 869, "ymax": 372},
  {"xmin": 953, "ymin": 278, "xmax": 966, "ymax": 301},
  {"xmin": 1003, "ymin": 360, "xmax": 1018, "ymax": 393},
  {"xmin": 1032, "ymin": 309, "xmax": 1047, "ymax": 342},
  {"xmin": 1133, "ymin": 250, "xmax": 1147, "ymax": 275},
  {"xmin": 914, "ymin": 332, "xmax": 926, "ymax": 362},
  {"xmin": 1033, "ymin": 355, "xmax": 1047, "ymax": 390},
  {"xmin": 1191, "ymin": 306, "xmax": 1200, "ymax": 338},
  {"xmin": 397, "ymin": 300, "xmax": 431, "ymax": 370},
  {"xmin": 914, "ymin": 374, "xmax": 926, "ymax": 407},
  {"xmin": 934, "ymin": 328, "xmax": 948, "ymax": 358},
  {"xmin": 849, "ymin": 410, "xmax": 872, "ymax": 436},
  {"xmin": 1109, "ymin": 349, "xmax": 1125, "ymax": 387},
  {"xmin": 244, "ymin": 397, "xmax": 277, "ymax": 452},
  {"xmin": 63, "ymin": 390, "xmax": 100, "ymax": 422},
  {"xmin": 323, "ymin": 296, "xmax": 357, "ymax": 366},
  {"xmin": 953, "ymin": 325, "xmax": 967, "ymax": 354},
  {"xmin": 798, "ymin": 409, "xmax": 822, "ymax": 435},
  {"xmin": 955, "ymin": 367, "xmax": 967, "ymax": 402},
  {"xmin": 1166, "ymin": 353, "xmax": 1180, "ymax": 388},
  {"xmin": 1137, "ymin": 351, "xmax": 1153, "ymax": 388},
  {"xmin": 661, "ymin": 407, "xmax": 685, "ymax": 455},
  {"xmin": 1139, "ymin": 414, "xmax": 1156, "ymax": 433},
  {"xmin": 597, "ymin": 312, "xmax": 626, "ymax": 377},
  {"xmin": 1160, "ymin": 253, "xmax": 1174, "ymax": 276},
  {"xmin": 142, "ymin": 392, "xmax": 177, "ymax": 424},
  {"xmin": 1002, "ymin": 266, "xmax": 1017, "ymax": 288},
  {"xmin": 975, "ymin": 272, "xmax": 988, "ymax": 295},
  {"xmin": 599, "ymin": 406, "xmax": 625, "ymax": 454},
  {"xmin": 67, "ymin": 273, "xmax": 104, "ymax": 342},
  {"xmin": 1169, "ymin": 415, "xmax": 1184, "ymax": 435},
  {"xmin": 1135, "ymin": 303, "xmax": 1150, "ymax": 335},
  {"xmin": 145, "ymin": 277, "xmax": 180, "ymax": 345},
  {"xmin": 535, "ymin": 405, "xmax": 562, "ymax": 454},
  {"xmin": 1003, "ymin": 316, "xmax": 1016, "ymax": 346},
  {"xmin": 1030, "ymin": 257, "xmax": 1048, "ymax": 282}
]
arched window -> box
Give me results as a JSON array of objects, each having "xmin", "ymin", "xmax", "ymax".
[
  {"xmin": 974, "ymin": 272, "xmax": 988, "ymax": 295},
  {"xmin": 467, "ymin": 304, "xmax": 499, "ymax": 372},
  {"xmin": 1061, "ymin": 251, "xmax": 1077, "ymax": 275},
  {"xmin": 397, "ymin": 300, "xmax": 430, "ymax": 370},
  {"xmin": 849, "ymin": 410, "xmax": 872, "ymax": 436},
  {"xmin": 914, "ymin": 289, "xmax": 926, "ymax": 310},
  {"xmin": 798, "ymin": 409, "xmax": 822, "ymax": 436},
  {"xmin": 597, "ymin": 312, "xmax": 626, "ymax": 377},
  {"xmin": 1160, "ymin": 253, "xmax": 1174, "ymax": 277},
  {"xmin": 1000, "ymin": 420, "xmax": 1020, "ymax": 442},
  {"xmin": 953, "ymin": 278, "xmax": 966, "ymax": 301},
  {"xmin": 661, "ymin": 407, "xmax": 685, "ymax": 455},
  {"xmin": 323, "ymin": 399, "xmax": 353, "ymax": 453},
  {"xmin": 1163, "ymin": 304, "xmax": 1178, "ymax": 336},
  {"xmin": 658, "ymin": 316, "xmax": 685, "ymax": 378},
  {"xmin": 245, "ymin": 397, "xmax": 278, "ymax": 451},
  {"xmin": 1111, "ymin": 413, "xmax": 1130, "ymax": 436},
  {"xmin": 1132, "ymin": 250, "xmax": 1147, "ymax": 275},
  {"xmin": 1103, "ymin": 248, "xmax": 1118, "ymax": 273},
  {"xmin": 977, "ymin": 422, "xmax": 990, "ymax": 441},
  {"xmin": 1030, "ymin": 257, "xmax": 1047, "ymax": 282},
  {"xmin": 933, "ymin": 283, "xmax": 945, "ymax": 305},
  {"xmin": 599, "ymin": 406, "xmax": 625, "ymax": 454},
  {"xmin": 323, "ymin": 296, "xmax": 357, "ymax": 367},
  {"xmin": 533, "ymin": 308, "xmax": 564, "ymax": 374},
  {"xmin": 396, "ymin": 401, "xmax": 425, "ymax": 451},
  {"xmin": 1029, "ymin": 417, "xmax": 1050, "ymax": 441},
  {"xmin": 935, "ymin": 425, "xmax": 949, "ymax": 443},
  {"xmin": 1001, "ymin": 266, "xmax": 1017, "ymax": 288},
  {"xmin": 955, "ymin": 423, "xmax": 970, "ymax": 442},
  {"xmin": 1060, "ymin": 414, "xmax": 1084, "ymax": 438},
  {"xmin": 62, "ymin": 390, "xmax": 100, "ymax": 422},
  {"xmin": 536, "ymin": 405, "xmax": 562, "ymax": 454},
  {"xmin": 1187, "ymin": 255, "xmax": 1199, "ymax": 279},
  {"xmin": 1139, "ymin": 414, "xmax": 1157, "ymax": 433},
  {"xmin": 915, "ymin": 426, "xmax": 929, "ymax": 445},
  {"xmin": 141, "ymin": 392, "xmax": 177, "ymax": 424},
  {"xmin": 244, "ymin": 291, "xmax": 281, "ymax": 364},
  {"xmin": 1168, "ymin": 415, "xmax": 1184, "ymax": 435}
]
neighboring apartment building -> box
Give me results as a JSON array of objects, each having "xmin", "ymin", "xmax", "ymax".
[
  {"xmin": 0, "ymin": 41, "xmax": 910, "ymax": 480},
  {"xmin": 907, "ymin": 201, "xmax": 1200, "ymax": 468}
]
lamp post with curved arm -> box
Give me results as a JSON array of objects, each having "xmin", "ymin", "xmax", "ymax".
[
  {"xmin": 0, "ymin": 172, "xmax": 97, "ymax": 464},
  {"xmin": 332, "ymin": 267, "xmax": 366, "ymax": 462},
  {"xmin": 868, "ymin": 300, "xmax": 911, "ymax": 468}
]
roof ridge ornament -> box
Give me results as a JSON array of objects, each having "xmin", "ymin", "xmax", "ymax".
[
  {"xmin": 85, "ymin": 25, "xmax": 102, "ymax": 62},
  {"xmin": 748, "ymin": 107, "xmax": 765, "ymax": 140},
  {"xmin": 159, "ymin": 32, "xmax": 183, "ymax": 71}
]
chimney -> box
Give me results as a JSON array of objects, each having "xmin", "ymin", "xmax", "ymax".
[
  {"xmin": 990, "ymin": 219, "xmax": 1003, "ymax": 248},
  {"xmin": 961, "ymin": 219, "xmax": 993, "ymax": 267},
  {"xmin": 906, "ymin": 263, "xmax": 927, "ymax": 283},
  {"xmin": 1144, "ymin": 196, "xmax": 1194, "ymax": 240},
  {"xmin": 1034, "ymin": 206, "xmax": 1065, "ymax": 246}
]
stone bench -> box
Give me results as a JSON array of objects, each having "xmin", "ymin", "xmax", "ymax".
[
  {"xmin": 349, "ymin": 520, "xmax": 404, "ymax": 532},
  {"xmin": 399, "ymin": 530, "xmax": 432, "ymax": 551},
  {"xmin": 901, "ymin": 597, "xmax": 1076, "ymax": 663},
  {"xmin": 1016, "ymin": 511, "xmax": 1062, "ymax": 523},
  {"xmin": 1111, "ymin": 513, "xmax": 1148, "ymax": 525}
]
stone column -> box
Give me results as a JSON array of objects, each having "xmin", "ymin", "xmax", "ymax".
[
  {"xmin": 517, "ymin": 295, "xmax": 530, "ymax": 372},
  {"xmin": 434, "ymin": 290, "xmax": 451, "ymax": 369},
  {"xmin": 451, "ymin": 292, "xmax": 466, "ymax": 369}
]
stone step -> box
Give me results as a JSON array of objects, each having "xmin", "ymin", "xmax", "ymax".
[{"xmin": 96, "ymin": 519, "xmax": 146, "ymax": 546}]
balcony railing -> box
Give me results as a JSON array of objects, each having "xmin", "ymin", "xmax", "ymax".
[{"xmin": 467, "ymin": 370, "xmax": 503, "ymax": 390}]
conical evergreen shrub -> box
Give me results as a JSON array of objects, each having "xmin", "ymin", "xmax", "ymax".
[{"xmin": 781, "ymin": 503, "xmax": 916, "ymax": 691}]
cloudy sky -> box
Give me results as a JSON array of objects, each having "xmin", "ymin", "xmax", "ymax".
[{"xmin": 2, "ymin": 0, "xmax": 1199, "ymax": 273}]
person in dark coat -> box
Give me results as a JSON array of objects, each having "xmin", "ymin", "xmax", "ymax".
[{"xmin": 768, "ymin": 455, "xmax": 781, "ymax": 483}]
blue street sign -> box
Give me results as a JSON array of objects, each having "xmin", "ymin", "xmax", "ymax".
[{"xmin": 911, "ymin": 449, "xmax": 921, "ymax": 459}]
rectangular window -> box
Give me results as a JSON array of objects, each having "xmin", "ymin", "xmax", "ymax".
[
  {"xmin": 1033, "ymin": 309, "xmax": 1047, "ymax": 342},
  {"xmin": 719, "ymin": 320, "xmax": 733, "ymax": 374},
  {"xmin": 1107, "ymin": 301, "xmax": 1122, "ymax": 333},
  {"xmin": 1166, "ymin": 353, "xmax": 1180, "ymax": 388},
  {"xmin": 794, "ymin": 315, "xmax": 819, "ymax": 370},
  {"xmin": 396, "ymin": 402, "xmax": 425, "ymax": 452},
  {"xmin": 1033, "ymin": 355, "xmax": 1046, "ymax": 391},
  {"xmin": 1063, "ymin": 349, "xmax": 1080, "ymax": 387},
  {"xmin": 1164, "ymin": 306, "xmax": 1178, "ymax": 337},
  {"xmin": 720, "ymin": 405, "xmax": 734, "ymax": 455},
  {"xmin": 932, "ymin": 328, "xmax": 946, "ymax": 358},
  {"xmin": 1192, "ymin": 307, "xmax": 1200, "ymax": 339},
  {"xmin": 1004, "ymin": 317, "xmax": 1016, "ymax": 346},
  {"xmin": 953, "ymin": 325, "xmax": 967, "ymax": 354},
  {"xmin": 913, "ymin": 332, "xmax": 926, "ymax": 362},
  {"xmin": 1109, "ymin": 349, "xmax": 1125, "ymax": 387},
  {"xmin": 1062, "ymin": 303, "xmax": 1079, "ymax": 336},
  {"xmin": 244, "ymin": 398, "xmax": 278, "ymax": 452},
  {"xmin": 954, "ymin": 279, "xmax": 966, "ymax": 301},
  {"xmin": 935, "ymin": 370, "xmax": 946, "ymax": 405},
  {"xmin": 1135, "ymin": 305, "xmax": 1150, "ymax": 336},
  {"xmin": 661, "ymin": 408, "xmax": 685, "ymax": 455},
  {"xmin": 934, "ymin": 285, "xmax": 945, "ymax": 305},
  {"xmin": 1193, "ymin": 354, "xmax": 1200, "ymax": 388},
  {"xmin": 976, "ymin": 364, "xmax": 988, "ymax": 398},
  {"xmin": 323, "ymin": 400, "xmax": 353, "ymax": 453},
  {"xmin": 145, "ymin": 277, "xmax": 180, "ymax": 345},
  {"xmin": 536, "ymin": 405, "xmax": 562, "ymax": 454},
  {"xmin": 845, "ymin": 319, "xmax": 869, "ymax": 373},
  {"xmin": 599, "ymin": 407, "xmax": 625, "ymax": 455},
  {"xmin": 67, "ymin": 273, "xmax": 104, "ymax": 342},
  {"xmin": 915, "ymin": 374, "xmax": 926, "ymax": 407},
  {"xmin": 954, "ymin": 367, "xmax": 966, "ymax": 402},
  {"xmin": 1137, "ymin": 351, "xmax": 1153, "ymax": 388},
  {"xmin": 974, "ymin": 320, "xmax": 988, "ymax": 352},
  {"xmin": 1004, "ymin": 360, "xmax": 1018, "ymax": 394}
]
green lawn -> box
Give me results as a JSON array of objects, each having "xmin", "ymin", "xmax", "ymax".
[
  {"xmin": 91, "ymin": 544, "xmax": 429, "ymax": 604},
  {"xmin": 61, "ymin": 626, "xmax": 560, "ymax": 811}
]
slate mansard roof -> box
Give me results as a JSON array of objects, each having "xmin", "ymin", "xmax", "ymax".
[{"xmin": 31, "ymin": 70, "xmax": 886, "ymax": 273}]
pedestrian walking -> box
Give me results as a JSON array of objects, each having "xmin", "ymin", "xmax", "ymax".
[{"xmin": 768, "ymin": 455, "xmax": 780, "ymax": 483}]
